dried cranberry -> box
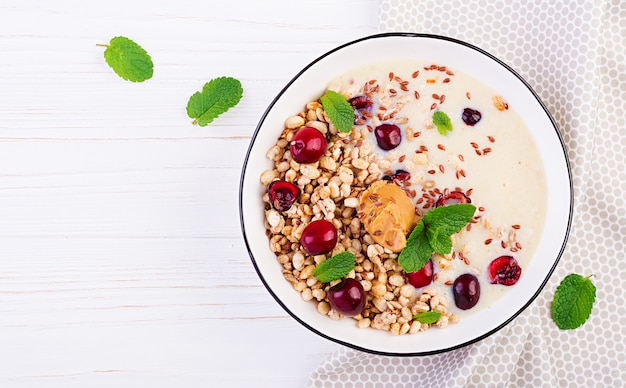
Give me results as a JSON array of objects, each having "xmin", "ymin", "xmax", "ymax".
[
  {"xmin": 462, "ymin": 108, "xmax": 482, "ymax": 126},
  {"xmin": 435, "ymin": 191, "xmax": 471, "ymax": 207},
  {"xmin": 268, "ymin": 180, "xmax": 300, "ymax": 212},
  {"xmin": 488, "ymin": 255, "xmax": 522, "ymax": 285},
  {"xmin": 374, "ymin": 124, "xmax": 402, "ymax": 151}
]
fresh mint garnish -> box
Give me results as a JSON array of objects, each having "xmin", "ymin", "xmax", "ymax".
[
  {"xmin": 186, "ymin": 77, "xmax": 243, "ymax": 126},
  {"xmin": 551, "ymin": 274, "xmax": 596, "ymax": 330},
  {"xmin": 399, "ymin": 204, "xmax": 476, "ymax": 273},
  {"xmin": 320, "ymin": 90, "xmax": 354, "ymax": 133},
  {"xmin": 413, "ymin": 311, "xmax": 441, "ymax": 324},
  {"xmin": 398, "ymin": 220, "xmax": 432, "ymax": 273},
  {"xmin": 98, "ymin": 36, "xmax": 153, "ymax": 82},
  {"xmin": 432, "ymin": 111, "xmax": 453, "ymax": 136},
  {"xmin": 312, "ymin": 251, "xmax": 356, "ymax": 283}
]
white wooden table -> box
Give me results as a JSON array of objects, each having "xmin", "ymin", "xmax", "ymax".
[{"xmin": 0, "ymin": 1, "xmax": 378, "ymax": 386}]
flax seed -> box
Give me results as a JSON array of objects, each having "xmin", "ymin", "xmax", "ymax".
[
  {"xmin": 428, "ymin": 169, "xmax": 436, "ymax": 175},
  {"xmin": 399, "ymin": 155, "xmax": 406, "ymax": 163},
  {"xmin": 459, "ymin": 169, "xmax": 466, "ymax": 178},
  {"xmin": 446, "ymin": 70, "xmax": 454, "ymax": 76},
  {"xmin": 373, "ymin": 230, "xmax": 382, "ymax": 236},
  {"xmin": 484, "ymin": 238, "xmax": 493, "ymax": 245},
  {"xmin": 445, "ymin": 281, "xmax": 453, "ymax": 286},
  {"xmin": 478, "ymin": 206, "xmax": 485, "ymax": 212},
  {"xmin": 443, "ymin": 78, "xmax": 450, "ymax": 83},
  {"xmin": 438, "ymin": 144, "xmax": 446, "ymax": 151},
  {"xmin": 420, "ymin": 145, "xmax": 428, "ymax": 152},
  {"xmin": 512, "ymin": 224, "xmax": 521, "ymax": 229},
  {"xmin": 466, "ymin": 92, "xmax": 471, "ymax": 99},
  {"xmin": 487, "ymin": 135, "xmax": 495, "ymax": 143},
  {"xmin": 389, "ymin": 88, "xmax": 397, "ymax": 95},
  {"xmin": 515, "ymin": 242, "xmax": 522, "ymax": 249},
  {"xmin": 430, "ymin": 102, "xmax": 437, "ymax": 110},
  {"xmin": 438, "ymin": 164, "xmax": 445, "ymax": 173},
  {"xmin": 501, "ymin": 240, "xmax": 507, "ymax": 248},
  {"xmin": 510, "ymin": 247, "xmax": 519, "ymax": 252},
  {"xmin": 471, "ymin": 142, "xmax": 479, "ymax": 149},
  {"xmin": 432, "ymin": 93, "xmax": 440, "ymax": 100},
  {"xmin": 388, "ymin": 72, "xmax": 394, "ymax": 81},
  {"xmin": 414, "ymin": 90, "xmax": 420, "ymax": 99},
  {"xmin": 458, "ymin": 154, "xmax": 465, "ymax": 162},
  {"xmin": 400, "ymin": 84, "xmax": 409, "ymax": 92},
  {"xmin": 412, "ymin": 70, "xmax": 419, "ymax": 78},
  {"xmin": 466, "ymin": 188, "xmax": 473, "ymax": 196},
  {"xmin": 413, "ymin": 131, "xmax": 421, "ymax": 138},
  {"xmin": 483, "ymin": 147, "xmax": 492, "ymax": 154},
  {"xmin": 440, "ymin": 95, "xmax": 446, "ymax": 104}
]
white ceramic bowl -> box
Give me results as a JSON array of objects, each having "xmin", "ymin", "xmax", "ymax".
[{"xmin": 239, "ymin": 33, "xmax": 572, "ymax": 356}]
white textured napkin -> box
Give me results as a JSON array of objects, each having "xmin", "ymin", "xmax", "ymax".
[{"xmin": 309, "ymin": 0, "xmax": 626, "ymax": 386}]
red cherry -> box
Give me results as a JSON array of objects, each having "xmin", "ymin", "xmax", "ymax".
[
  {"xmin": 268, "ymin": 180, "xmax": 300, "ymax": 212},
  {"xmin": 407, "ymin": 259, "xmax": 434, "ymax": 288},
  {"xmin": 349, "ymin": 95, "xmax": 373, "ymax": 124},
  {"xmin": 327, "ymin": 278, "xmax": 365, "ymax": 316},
  {"xmin": 435, "ymin": 191, "xmax": 471, "ymax": 207},
  {"xmin": 462, "ymin": 108, "xmax": 482, "ymax": 126},
  {"xmin": 289, "ymin": 126, "xmax": 327, "ymax": 164},
  {"xmin": 374, "ymin": 124, "xmax": 402, "ymax": 151},
  {"xmin": 488, "ymin": 255, "xmax": 522, "ymax": 285},
  {"xmin": 453, "ymin": 273, "xmax": 480, "ymax": 310},
  {"xmin": 300, "ymin": 219, "xmax": 337, "ymax": 255}
]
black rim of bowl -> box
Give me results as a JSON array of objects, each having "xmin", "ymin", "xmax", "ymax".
[{"xmin": 239, "ymin": 32, "xmax": 574, "ymax": 356}]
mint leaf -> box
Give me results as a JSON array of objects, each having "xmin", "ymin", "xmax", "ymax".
[
  {"xmin": 187, "ymin": 77, "xmax": 243, "ymax": 126},
  {"xmin": 424, "ymin": 203, "xmax": 476, "ymax": 235},
  {"xmin": 432, "ymin": 111, "xmax": 453, "ymax": 136},
  {"xmin": 320, "ymin": 90, "xmax": 354, "ymax": 133},
  {"xmin": 413, "ymin": 311, "xmax": 441, "ymax": 324},
  {"xmin": 99, "ymin": 36, "xmax": 153, "ymax": 82},
  {"xmin": 399, "ymin": 204, "xmax": 476, "ymax": 273},
  {"xmin": 398, "ymin": 221, "xmax": 432, "ymax": 273},
  {"xmin": 425, "ymin": 227, "xmax": 453, "ymax": 255},
  {"xmin": 312, "ymin": 251, "xmax": 356, "ymax": 283},
  {"xmin": 551, "ymin": 274, "xmax": 596, "ymax": 330}
]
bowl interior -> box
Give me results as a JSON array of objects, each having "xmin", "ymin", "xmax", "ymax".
[{"xmin": 240, "ymin": 33, "xmax": 572, "ymax": 355}]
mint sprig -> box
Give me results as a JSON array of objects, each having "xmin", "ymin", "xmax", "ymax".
[
  {"xmin": 320, "ymin": 90, "xmax": 354, "ymax": 133},
  {"xmin": 187, "ymin": 77, "xmax": 243, "ymax": 126},
  {"xmin": 98, "ymin": 36, "xmax": 153, "ymax": 82},
  {"xmin": 399, "ymin": 203, "xmax": 476, "ymax": 273},
  {"xmin": 432, "ymin": 111, "xmax": 453, "ymax": 136},
  {"xmin": 312, "ymin": 251, "xmax": 355, "ymax": 283},
  {"xmin": 413, "ymin": 311, "xmax": 441, "ymax": 324},
  {"xmin": 551, "ymin": 274, "xmax": 596, "ymax": 330}
]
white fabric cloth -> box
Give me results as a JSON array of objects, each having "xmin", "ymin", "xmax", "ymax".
[{"xmin": 309, "ymin": 0, "xmax": 626, "ymax": 386}]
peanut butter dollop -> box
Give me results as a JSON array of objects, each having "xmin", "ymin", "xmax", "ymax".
[{"xmin": 358, "ymin": 180, "xmax": 418, "ymax": 252}]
